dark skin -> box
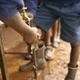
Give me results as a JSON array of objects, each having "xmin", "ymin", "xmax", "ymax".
[
  {"xmin": 69, "ymin": 43, "xmax": 80, "ymax": 68},
  {"xmin": 2, "ymin": 12, "xmax": 40, "ymax": 44},
  {"xmin": 42, "ymin": 20, "xmax": 60, "ymax": 46}
]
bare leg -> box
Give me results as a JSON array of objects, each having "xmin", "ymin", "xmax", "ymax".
[
  {"xmin": 51, "ymin": 20, "xmax": 61, "ymax": 47},
  {"xmin": 65, "ymin": 43, "xmax": 80, "ymax": 80},
  {"xmin": 52, "ymin": 20, "xmax": 59, "ymax": 39},
  {"xmin": 41, "ymin": 26, "xmax": 55, "ymax": 60},
  {"xmin": 69, "ymin": 43, "xmax": 80, "ymax": 67},
  {"xmin": 45, "ymin": 28, "xmax": 52, "ymax": 46}
]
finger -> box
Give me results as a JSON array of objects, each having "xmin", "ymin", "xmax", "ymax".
[{"xmin": 37, "ymin": 33, "xmax": 41, "ymax": 40}]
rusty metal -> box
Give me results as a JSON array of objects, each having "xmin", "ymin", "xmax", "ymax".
[
  {"xmin": 31, "ymin": 43, "xmax": 45, "ymax": 80},
  {"xmin": 31, "ymin": 44, "xmax": 38, "ymax": 80},
  {"xmin": 0, "ymin": 27, "xmax": 9, "ymax": 80}
]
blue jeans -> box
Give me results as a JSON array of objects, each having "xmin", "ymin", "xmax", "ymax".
[{"xmin": 35, "ymin": 2, "xmax": 80, "ymax": 44}]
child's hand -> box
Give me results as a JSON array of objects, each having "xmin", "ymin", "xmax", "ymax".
[
  {"xmin": 27, "ymin": 12, "xmax": 34, "ymax": 21},
  {"xmin": 23, "ymin": 27, "xmax": 41, "ymax": 44}
]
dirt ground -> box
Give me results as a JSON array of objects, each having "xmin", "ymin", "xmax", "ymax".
[{"xmin": 0, "ymin": 27, "xmax": 80, "ymax": 80}]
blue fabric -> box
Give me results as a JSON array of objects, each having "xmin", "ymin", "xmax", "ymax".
[
  {"xmin": 0, "ymin": 0, "xmax": 24, "ymax": 20},
  {"xmin": 43, "ymin": 0, "xmax": 80, "ymax": 7},
  {"xmin": 28, "ymin": 0, "xmax": 37, "ymax": 16},
  {"xmin": 24, "ymin": 0, "xmax": 38, "ymax": 16},
  {"xmin": 36, "ymin": 2, "xmax": 80, "ymax": 44},
  {"xmin": 45, "ymin": 0, "xmax": 80, "ymax": 6}
]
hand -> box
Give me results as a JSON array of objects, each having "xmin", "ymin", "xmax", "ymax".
[
  {"xmin": 27, "ymin": 12, "xmax": 34, "ymax": 21},
  {"xmin": 23, "ymin": 27, "xmax": 41, "ymax": 44}
]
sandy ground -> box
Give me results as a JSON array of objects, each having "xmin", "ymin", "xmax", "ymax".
[
  {"xmin": 45, "ymin": 41, "xmax": 80, "ymax": 80},
  {"xmin": 0, "ymin": 27, "xmax": 80, "ymax": 80}
]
